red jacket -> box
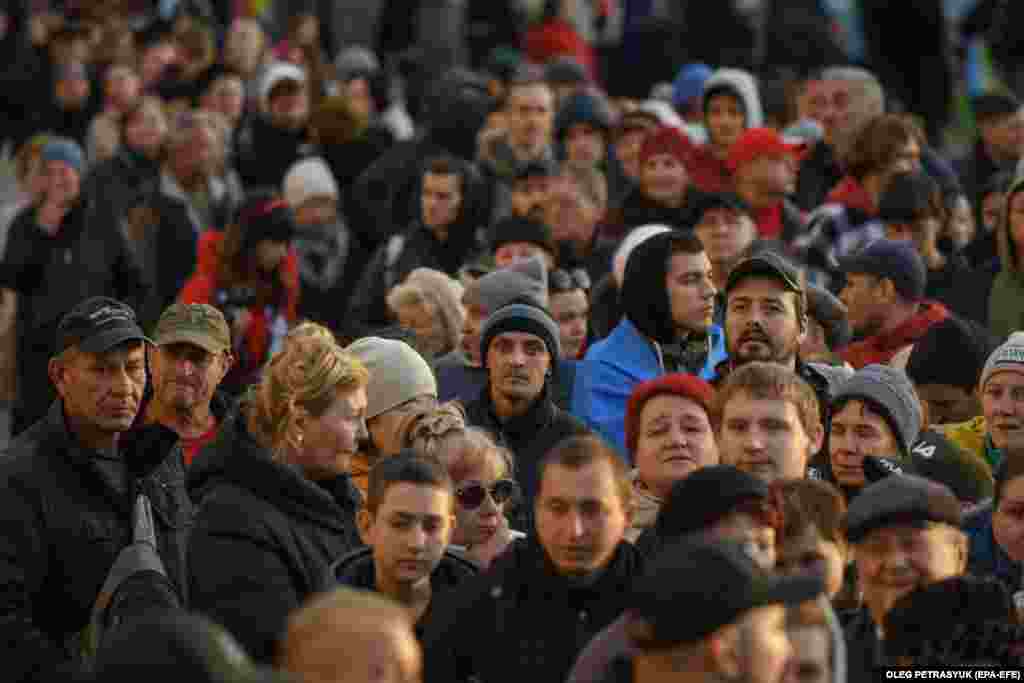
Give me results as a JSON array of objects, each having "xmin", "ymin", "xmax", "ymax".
[
  {"xmin": 178, "ymin": 231, "xmax": 299, "ymax": 370},
  {"xmin": 839, "ymin": 301, "xmax": 949, "ymax": 369}
]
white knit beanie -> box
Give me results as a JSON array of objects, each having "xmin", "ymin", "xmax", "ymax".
[
  {"xmin": 260, "ymin": 61, "xmax": 306, "ymax": 108},
  {"xmin": 345, "ymin": 338, "xmax": 438, "ymax": 419},
  {"xmin": 284, "ymin": 158, "xmax": 339, "ymax": 209},
  {"xmin": 980, "ymin": 332, "xmax": 1024, "ymax": 390}
]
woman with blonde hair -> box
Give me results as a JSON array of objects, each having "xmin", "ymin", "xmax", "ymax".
[
  {"xmin": 407, "ymin": 416, "xmax": 524, "ymax": 568},
  {"xmin": 188, "ymin": 334, "xmax": 369, "ymax": 663}
]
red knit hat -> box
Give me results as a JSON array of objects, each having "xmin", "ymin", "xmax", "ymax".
[
  {"xmin": 639, "ymin": 126, "xmax": 693, "ymax": 168},
  {"xmin": 625, "ymin": 373, "xmax": 715, "ymax": 454},
  {"xmin": 726, "ymin": 127, "xmax": 800, "ymax": 172}
]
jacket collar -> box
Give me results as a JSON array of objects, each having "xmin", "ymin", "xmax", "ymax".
[
  {"xmin": 187, "ymin": 407, "xmax": 360, "ymax": 532},
  {"xmin": 495, "ymin": 536, "xmax": 642, "ymax": 600},
  {"xmin": 477, "ymin": 381, "xmax": 558, "ymax": 438}
]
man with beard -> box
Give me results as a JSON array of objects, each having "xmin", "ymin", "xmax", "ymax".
[
  {"xmin": 718, "ymin": 252, "xmax": 851, "ymax": 429},
  {"xmin": 235, "ymin": 63, "xmax": 314, "ymax": 190},
  {"xmin": 465, "ymin": 300, "xmax": 587, "ymax": 526},
  {"xmin": 141, "ymin": 304, "xmax": 234, "ymax": 466}
]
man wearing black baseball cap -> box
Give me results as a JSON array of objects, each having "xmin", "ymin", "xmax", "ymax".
[
  {"xmin": 0, "ymin": 296, "xmax": 191, "ymax": 680},
  {"xmin": 627, "ymin": 539, "xmax": 823, "ymax": 683},
  {"xmin": 718, "ymin": 252, "xmax": 852, "ymax": 426}
]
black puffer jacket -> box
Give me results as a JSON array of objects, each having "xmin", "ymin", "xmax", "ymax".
[
  {"xmin": 422, "ymin": 537, "xmax": 643, "ymax": 683},
  {"xmin": 187, "ymin": 405, "xmax": 363, "ymax": 663},
  {"xmin": 0, "ymin": 402, "xmax": 190, "ymax": 683},
  {"xmin": 332, "ymin": 547, "xmax": 479, "ymax": 639}
]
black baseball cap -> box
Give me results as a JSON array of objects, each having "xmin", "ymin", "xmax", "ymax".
[
  {"xmin": 725, "ymin": 252, "xmax": 803, "ymax": 295},
  {"xmin": 56, "ymin": 297, "xmax": 152, "ymax": 355},
  {"xmin": 630, "ymin": 539, "xmax": 824, "ymax": 649}
]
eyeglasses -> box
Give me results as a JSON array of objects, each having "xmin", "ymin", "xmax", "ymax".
[
  {"xmin": 550, "ymin": 268, "xmax": 591, "ymax": 294},
  {"xmin": 455, "ymin": 479, "xmax": 520, "ymax": 510}
]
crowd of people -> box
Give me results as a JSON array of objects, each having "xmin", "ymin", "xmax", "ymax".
[{"xmin": 3, "ymin": 1, "xmax": 1024, "ymax": 682}]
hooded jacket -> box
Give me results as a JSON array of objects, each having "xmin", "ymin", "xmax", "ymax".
[
  {"xmin": 572, "ymin": 232, "xmax": 727, "ymax": 455},
  {"xmin": 345, "ymin": 159, "xmax": 490, "ymax": 335},
  {"xmin": 422, "ymin": 537, "xmax": 643, "ymax": 683},
  {"xmin": 187, "ymin": 406, "xmax": 363, "ymax": 663},
  {"xmin": 989, "ymin": 176, "xmax": 1024, "ymax": 339},
  {"xmin": 690, "ymin": 69, "xmax": 762, "ymax": 193},
  {"xmin": 331, "ymin": 547, "xmax": 479, "ymax": 639},
  {"xmin": 0, "ymin": 402, "xmax": 190, "ymax": 682},
  {"xmin": 178, "ymin": 231, "xmax": 300, "ymax": 393}
]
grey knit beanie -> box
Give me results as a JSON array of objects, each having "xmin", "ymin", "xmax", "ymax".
[
  {"xmin": 833, "ymin": 364, "xmax": 923, "ymax": 456},
  {"xmin": 475, "ymin": 256, "xmax": 549, "ymax": 313},
  {"xmin": 480, "ymin": 302, "xmax": 561, "ymax": 367},
  {"xmin": 980, "ymin": 332, "xmax": 1024, "ymax": 391},
  {"xmin": 345, "ymin": 337, "xmax": 437, "ymax": 419}
]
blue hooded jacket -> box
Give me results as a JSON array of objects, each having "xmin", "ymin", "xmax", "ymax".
[{"xmin": 571, "ymin": 232, "xmax": 727, "ymax": 457}]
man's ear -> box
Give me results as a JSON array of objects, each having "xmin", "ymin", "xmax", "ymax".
[
  {"xmin": 809, "ymin": 422, "xmax": 825, "ymax": 459},
  {"xmin": 47, "ymin": 357, "xmax": 64, "ymax": 395}
]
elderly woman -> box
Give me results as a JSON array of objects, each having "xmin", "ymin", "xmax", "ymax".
[
  {"xmin": 622, "ymin": 373, "xmax": 719, "ymax": 541},
  {"xmin": 387, "ymin": 268, "xmax": 465, "ymax": 359},
  {"xmin": 188, "ymin": 334, "xmax": 369, "ymax": 662}
]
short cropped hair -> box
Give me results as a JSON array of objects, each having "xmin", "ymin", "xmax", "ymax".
[
  {"xmin": 365, "ymin": 451, "xmax": 454, "ymax": 515},
  {"xmin": 712, "ymin": 362, "xmax": 822, "ymax": 438},
  {"xmin": 537, "ymin": 435, "xmax": 632, "ymax": 509},
  {"xmin": 776, "ymin": 478, "xmax": 848, "ymax": 551}
]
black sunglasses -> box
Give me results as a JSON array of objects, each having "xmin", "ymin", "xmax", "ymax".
[
  {"xmin": 550, "ymin": 268, "xmax": 591, "ymax": 294},
  {"xmin": 455, "ymin": 479, "xmax": 520, "ymax": 510}
]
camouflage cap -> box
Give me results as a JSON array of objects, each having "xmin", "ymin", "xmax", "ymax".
[{"xmin": 153, "ymin": 304, "xmax": 231, "ymax": 354}]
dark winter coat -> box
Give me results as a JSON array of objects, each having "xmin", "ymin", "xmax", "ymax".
[
  {"xmin": 0, "ymin": 402, "xmax": 191, "ymax": 682},
  {"xmin": 187, "ymin": 405, "xmax": 363, "ymax": 663},
  {"xmin": 345, "ymin": 163, "xmax": 490, "ymax": 335},
  {"xmin": 0, "ymin": 199, "xmax": 148, "ymax": 435},
  {"xmin": 332, "ymin": 546, "xmax": 480, "ymax": 639},
  {"xmin": 465, "ymin": 383, "xmax": 588, "ymax": 530},
  {"xmin": 234, "ymin": 114, "xmax": 315, "ymax": 191},
  {"xmin": 422, "ymin": 537, "xmax": 643, "ymax": 683}
]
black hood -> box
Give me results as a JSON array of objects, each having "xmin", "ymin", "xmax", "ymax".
[
  {"xmin": 415, "ymin": 157, "xmax": 491, "ymax": 269},
  {"xmin": 620, "ymin": 231, "xmax": 678, "ymax": 344},
  {"xmin": 422, "ymin": 68, "xmax": 495, "ymax": 162},
  {"xmin": 187, "ymin": 403, "xmax": 361, "ymax": 535}
]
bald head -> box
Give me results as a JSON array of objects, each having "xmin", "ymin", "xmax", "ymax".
[{"xmin": 280, "ymin": 588, "xmax": 422, "ymax": 683}]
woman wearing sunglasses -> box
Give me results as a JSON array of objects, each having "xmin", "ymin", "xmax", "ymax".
[{"xmin": 443, "ymin": 428, "xmax": 525, "ymax": 568}]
